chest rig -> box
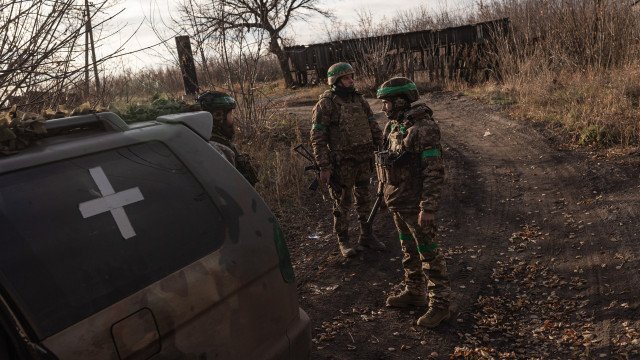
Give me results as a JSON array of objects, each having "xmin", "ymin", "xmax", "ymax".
[
  {"xmin": 324, "ymin": 93, "xmax": 373, "ymax": 153},
  {"xmin": 387, "ymin": 121, "xmax": 407, "ymax": 155},
  {"xmin": 374, "ymin": 120, "xmax": 418, "ymax": 186}
]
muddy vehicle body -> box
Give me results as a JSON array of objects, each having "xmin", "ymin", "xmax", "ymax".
[{"xmin": 0, "ymin": 112, "xmax": 310, "ymax": 359}]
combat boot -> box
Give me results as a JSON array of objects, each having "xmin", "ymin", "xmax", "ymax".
[
  {"xmin": 337, "ymin": 234, "xmax": 357, "ymax": 258},
  {"xmin": 385, "ymin": 288, "xmax": 428, "ymax": 308},
  {"xmin": 416, "ymin": 306, "xmax": 450, "ymax": 328},
  {"xmin": 358, "ymin": 224, "xmax": 386, "ymax": 250}
]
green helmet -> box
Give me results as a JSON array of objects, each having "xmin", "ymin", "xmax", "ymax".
[
  {"xmin": 327, "ymin": 62, "xmax": 355, "ymax": 86},
  {"xmin": 196, "ymin": 91, "xmax": 236, "ymax": 111},
  {"xmin": 376, "ymin": 77, "xmax": 419, "ymax": 103}
]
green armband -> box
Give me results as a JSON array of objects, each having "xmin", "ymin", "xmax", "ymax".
[
  {"xmin": 399, "ymin": 233, "xmax": 413, "ymax": 242},
  {"xmin": 417, "ymin": 242, "xmax": 438, "ymax": 254},
  {"xmin": 421, "ymin": 148, "xmax": 441, "ymax": 158}
]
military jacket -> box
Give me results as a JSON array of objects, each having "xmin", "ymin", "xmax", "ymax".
[
  {"xmin": 210, "ymin": 141, "xmax": 236, "ymax": 166},
  {"xmin": 210, "ymin": 133, "xmax": 259, "ymax": 186},
  {"xmin": 310, "ymin": 90, "xmax": 383, "ymax": 169},
  {"xmin": 377, "ymin": 104, "xmax": 444, "ymax": 213}
]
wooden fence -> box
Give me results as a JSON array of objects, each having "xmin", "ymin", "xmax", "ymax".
[{"xmin": 284, "ymin": 18, "xmax": 510, "ymax": 86}]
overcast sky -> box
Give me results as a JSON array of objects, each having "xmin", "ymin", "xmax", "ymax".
[{"xmin": 103, "ymin": 0, "xmax": 475, "ymax": 70}]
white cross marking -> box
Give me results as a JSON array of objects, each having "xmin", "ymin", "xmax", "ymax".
[{"xmin": 78, "ymin": 167, "xmax": 144, "ymax": 239}]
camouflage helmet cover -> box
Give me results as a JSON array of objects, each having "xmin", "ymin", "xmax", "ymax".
[
  {"xmin": 196, "ymin": 91, "xmax": 236, "ymax": 111},
  {"xmin": 327, "ymin": 62, "xmax": 355, "ymax": 85},
  {"xmin": 376, "ymin": 77, "xmax": 419, "ymax": 103}
]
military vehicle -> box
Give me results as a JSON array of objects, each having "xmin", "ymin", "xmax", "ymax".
[{"xmin": 0, "ymin": 111, "xmax": 310, "ymax": 359}]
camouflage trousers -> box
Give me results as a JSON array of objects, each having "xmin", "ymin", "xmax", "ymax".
[
  {"xmin": 391, "ymin": 211, "xmax": 451, "ymax": 309},
  {"xmin": 329, "ymin": 158, "xmax": 373, "ymax": 241}
]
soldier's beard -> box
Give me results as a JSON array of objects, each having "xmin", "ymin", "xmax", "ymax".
[
  {"xmin": 333, "ymin": 84, "xmax": 355, "ymax": 97},
  {"xmin": 211, "ymin": 110, "xmax": 235, "ymax": 140},
  {"xmin": 220, "ymin": 122, "xmax": 235, "ymax": 140}
]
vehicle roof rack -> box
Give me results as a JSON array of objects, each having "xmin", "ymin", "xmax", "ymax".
[{"xmin": 44, "ymin": 112, "xmax": 129, "ymax": 133}]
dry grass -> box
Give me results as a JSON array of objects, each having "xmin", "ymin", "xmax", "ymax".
[
  {"xmin": 279, "ymin": 85, "xmax": 326, "ymax": 107},
  {"xmin": 461, "ymin": 0, "xmax": 640, "ymax": 148},
  {"xmin": 236, "ymin": 108, "xmax": 316, "ymax": 225},
  {"xmin": 468, "ymin": 68, "xmax": 640, "ymax": 146}
]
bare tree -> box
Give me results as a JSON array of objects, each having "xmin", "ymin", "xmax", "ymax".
[
  {"xmin": 0, "ymin": 0, "xmax": 137, "ymax": 110},
  {"xmin": 185, "ymin": 0, "xmax": 330, "ymax": 87},
  {"xmin": 348, "ymin": 11, "xmax": 395, "ymax": 92},
  {"xmin": 321, "ymin": 11, "xmax": 395, "ymax": 92},
  {"xmin": 217, "ymin": 25, "xmax": 271, "ymax": 137}
]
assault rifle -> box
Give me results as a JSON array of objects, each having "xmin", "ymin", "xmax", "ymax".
[
  {"xmin": 293, "ymin": 144, "xmax": 342, "ymax": 196},
  {"xmin": 366, "ymin": 149, "xmax": 391, "ymax": 225},
  {"xmin": 366, "ymin": 181, "xmax": 384, "ymax": 225}
]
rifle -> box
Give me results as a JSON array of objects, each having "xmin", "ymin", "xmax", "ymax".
[
  {"xmin": 293, "ymin": 144, "xmax": 342, "ymax": 196},
  {"xmin": 366, "ymin": 149, "xmax": 390, "ymax": 225},
  {"xmin": 366, "ymin": 181, "xmax": 384, "ymax": 225}
]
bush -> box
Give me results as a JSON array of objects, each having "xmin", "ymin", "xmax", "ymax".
[
  {"xmin": 111, "ymin": 95, "xmax": 198, "ymax": 123},
  {"xmin": 236, "ymin": 110, "xmax": 315, "ymax": 228}
]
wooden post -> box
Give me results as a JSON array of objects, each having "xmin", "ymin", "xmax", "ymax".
[
  {"xmin": 85, "ymin": 0, "xmax": 100, "ymax": 94},
  {"xmin": 175, "ymin": 36, "xmax": 199, "ymax": 96},
  {"xmin": 84, "ymin": 10, "xmax": 89, "ymax": 96},
  {"xmin": 408, "ymin": 52, "xmax": 415, "ymax": 81}
]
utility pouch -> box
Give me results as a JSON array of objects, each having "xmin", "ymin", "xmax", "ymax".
[{"xmin": 374, "ymin": 150, "xmax": 393, "ymax": 184}]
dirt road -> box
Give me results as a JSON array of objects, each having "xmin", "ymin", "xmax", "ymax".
[{"xmin": 285, "ymin": 92, "xmax": 640, "ymax": 359}]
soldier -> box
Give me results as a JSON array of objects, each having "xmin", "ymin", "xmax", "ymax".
[
  {"xmin": 310, "ymin": 62, "xmax": 385, "ymax": 258},
  {"xmin": 375, "ymin": 77, "xmax": 451, "ymax": 328},
  {"xmin": 197, "ymin": 91, "xmax": 258, "ymax": 186}
]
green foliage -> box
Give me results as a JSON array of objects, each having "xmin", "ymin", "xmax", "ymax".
[
  {"xmin": 578, "ymin": 124, "xmax": 617, "ymax": 147},
  {"xmin": 112, "ymin": 94, "xmax": 199, "ymax": 123}
]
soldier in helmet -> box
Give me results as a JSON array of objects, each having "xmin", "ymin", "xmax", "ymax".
[
  {"xmin": 375, "ymin": 77, "xmax": 451, "ymax": 328},
  {"xmin": 310, "ymin": 62, "xmax": 385, "ymax": 258},
  {"xmin": 197, "ymin": 91, "xmax": 258, "ymax": 186}
]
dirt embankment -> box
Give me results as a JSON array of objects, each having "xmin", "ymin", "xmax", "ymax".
[{"xmin": 285, "ymin": 92, "xmax": 640, "ymax": 359}]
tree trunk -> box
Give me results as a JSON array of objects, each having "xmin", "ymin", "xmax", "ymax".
[{"xmin": 269, "ymin": 36, "xmax": 294, "ymax": 87}]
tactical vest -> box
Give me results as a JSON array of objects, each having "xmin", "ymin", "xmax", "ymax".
[{"xmin": 322, "ymin": 92, "xmax": 373, "ymax": 153}]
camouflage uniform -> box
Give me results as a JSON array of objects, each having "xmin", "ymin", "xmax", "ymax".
[
  {"xmin": 209, "ymin": 132, "xmax": 238, "ymax": 166},
  {"xmin": 376, "ymin": 77, "xmax": 450, "ymax": 327},
  {"xmin": 310, "ymin": 63, "xmax": 383, "ymax": 256},
  {"xmin": 197, "ymin": 91, "xmax": 259, "ymax": 186}
]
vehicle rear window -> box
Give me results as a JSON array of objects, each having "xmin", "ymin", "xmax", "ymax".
[{"xmin": 0, "ymin": 141, "xmax": 225, "ymax": 339}]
